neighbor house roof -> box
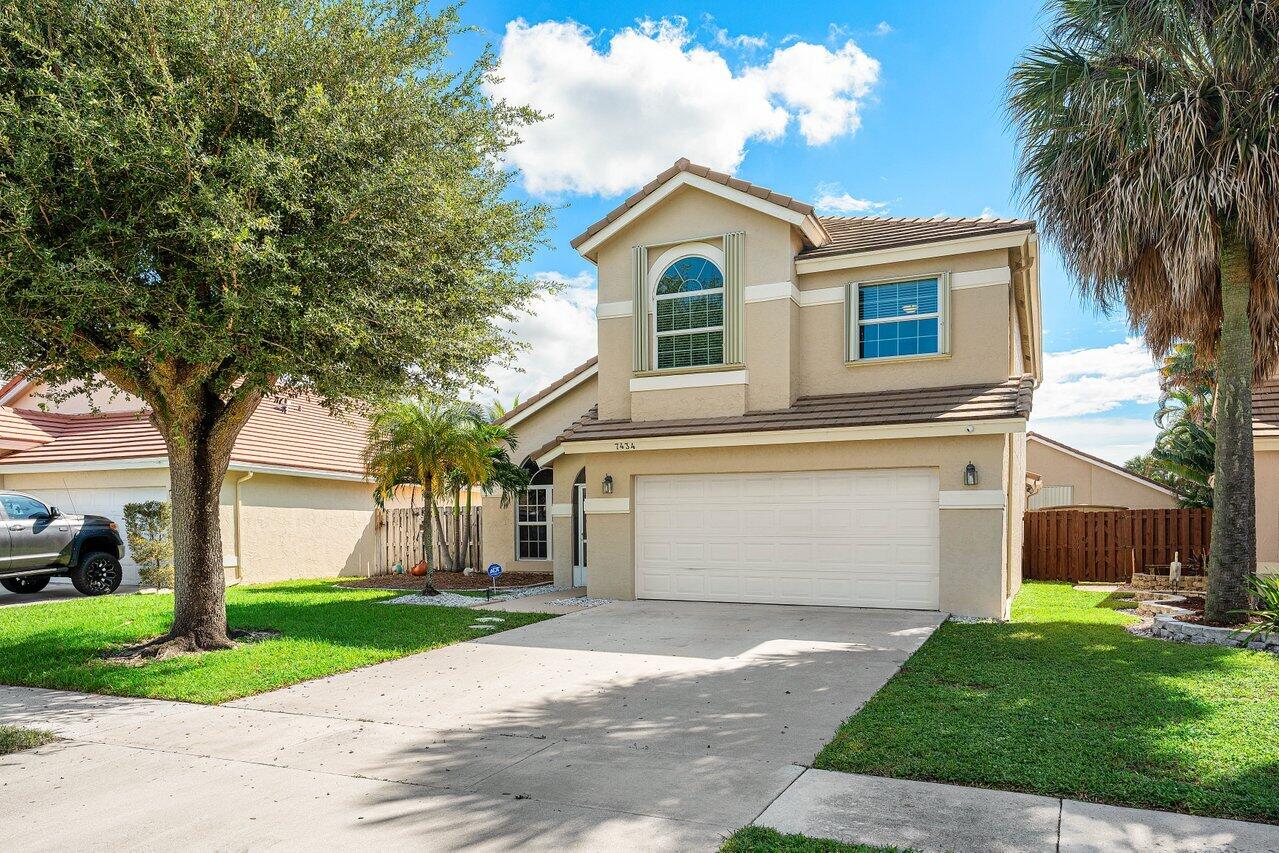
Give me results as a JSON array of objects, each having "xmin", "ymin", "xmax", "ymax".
[
  {"xmin": 800, "ymin": 215, "xmax": 1035, "ymax": 260},
  {"xmin": 1254, "ymin": 382, "xmax": 1279, "ymax": 439},
  {"xmin": 534, "ymin": 375, "xmax": 1034, "ymax": 460},
  {"xmin": 1027, "ymin": 431, "xmax": 1175, "ymax": 496},
  {"xmin": 496, "ymin": 357, "xmax": 598, "ymax": 428},
  {"xmin": 570, "ymin": 158, "xmax": 828, "ymax": 252},
  {"xmin": 0, "ymin": 396, "xmax": 371, "ymax": 478}
]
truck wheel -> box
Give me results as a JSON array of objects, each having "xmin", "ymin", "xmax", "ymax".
[
  {"xmin": 71, "ymin": 552, "xmax": 123, "ymax": 596},
  {"xmin": 1, "ymin": 576, "xmax": 51, "ymax": 594}
]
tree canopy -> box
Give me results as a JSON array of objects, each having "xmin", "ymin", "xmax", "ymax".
[{"xmin": 0, "ymin": 0, "xmax": 550, "ymax": 651}]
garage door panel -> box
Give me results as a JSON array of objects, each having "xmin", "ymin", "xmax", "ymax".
[
  {"xmin": 635, "ymin": 469, "xmax": 939, "ymax": 610},
  {"xmin": 19, "ymin": 486, "xmax": 169, "ymax": 586}
]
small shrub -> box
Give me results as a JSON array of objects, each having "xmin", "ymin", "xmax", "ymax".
[
  {"xmin": 123, "ymin": 501, "xmax": 173, "ymax": 588},
  {"xmin": 1233, "ymin": 574, "xmax": 1279, "ymax": 643}
]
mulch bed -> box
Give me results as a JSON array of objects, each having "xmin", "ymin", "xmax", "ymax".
[{"xmin": 339, "ymin": 571, "xmax": 554, "ymax": 592}]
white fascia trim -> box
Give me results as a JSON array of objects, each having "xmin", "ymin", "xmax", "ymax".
[
  {"xmin": 0, "ymin": 457, "xmax": 169, "ymax": 474},
  {"xmin": 598, "ymin": 300, "xmax": 633, "ymax": 319},
  {"xmin": 1255, "ymin": 437, "xmax": 1279, "ymax": 452},
  {"xmin": 545, "ymin": 417, "xmax": 1026, "ymax": 462},
  {"xmin": 798, "ymin": 287, "xmax": 845, "ymax": 307},
  {"xmin": 576, "ymin": 172, "xmax": 826, "ymax": 258},
  {"xmin": 744, "ymin": 282, "xmax": 800, "ymax": 304},
  {"xmin": 550, "ymin": 503, "xmax": 572, "ymax": 518},
  {"xmin": 584, "ymin": 497, "xmax": 630, "ymax": 514},
  {"xmin": 503, "ymin": 364, "xmax": 599, "ymax": 429},
  {"xmin": 795, "ymin": 231, "xmax": 1033, "ymax": 275},
  {"xmin": 630, "ymin": 369, "xmax": 748, "ymax": 393},
  {"xmin": 0, "ymin": 456, "xmax": 370, "ymax": 483},
  {"xmin": 227, "ymin": 462, "xmax": 371, "ymax": 483},
  {"xmin": 939, "ymin": 489, "xmax": 1007, "ymax": 509},
  {"xmin": 1027, "ymin": 435, "xmax": 1177, "ymax": 497},
  {"xmin": 948, "ymin": 266, "xmax": 1012, "ymax": 290}
]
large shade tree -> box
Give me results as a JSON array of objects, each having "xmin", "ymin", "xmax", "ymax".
[
  {"xmin": 0, "ymin": 0, "xmax": 548, "ymax": 653},
  {"xmin": 1011, "ymin": 0, "xmax": 1279, "ymax": 623}
]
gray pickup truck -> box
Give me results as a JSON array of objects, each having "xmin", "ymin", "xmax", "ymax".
[{"xmin": 0, "ymin": 491, "xmax": 125, "ymax": 596}]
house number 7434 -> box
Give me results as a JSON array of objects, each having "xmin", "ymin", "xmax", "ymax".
[{"xmin": 614, "ymin": 441, "xmax": 636, "ymax": 450}]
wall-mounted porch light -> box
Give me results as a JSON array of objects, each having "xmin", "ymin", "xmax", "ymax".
[
  {"xmin": 602, "ymin": 474, "xmax": 614, "ymax": 495},
  {"xmin": 964, "ymin": 462, "xmax": 979, "ymax": 487}
]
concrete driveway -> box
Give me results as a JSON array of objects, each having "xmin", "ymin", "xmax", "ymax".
[{"xmin": 0, "ymin": 600, "xmax": 941, "ymax": 851}]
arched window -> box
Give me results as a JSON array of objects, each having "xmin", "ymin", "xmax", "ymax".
[
  {"xmin": 516, "ymin": 461, "xmax": 552, "ymax": 561},
  {"xmin": 653, "ymin": 255, "xmax": 724, "ymax": 370}
]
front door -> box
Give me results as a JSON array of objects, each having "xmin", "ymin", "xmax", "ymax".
[
  {"xmin": 572, "ymin": 482, "xmax": 587, "ymax": 587},
  {"xmin": 1, "ymin": 494, "xmax": 75, "ymax": 570}
]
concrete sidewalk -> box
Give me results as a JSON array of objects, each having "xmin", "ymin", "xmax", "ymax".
[{"xmin": 756, "ymin": 769, "xmax": 1279, "ymax": 852}]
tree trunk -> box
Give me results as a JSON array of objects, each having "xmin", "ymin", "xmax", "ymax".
[
  {"xmin": 452, "ymin": 487, "xmax": 462, "ymax": 570},
  {"xmin": 1205, "ymin": 233, "xmax": 1257, "ymax": 625},
  {"xmin": 419, "ymin": 484, "xmax": 439, "ymax": 595},
  {"xmin": 166, "ymin": 438, "xmax": 235, "ymax": 648},
  {"xmin": 463, "ymin": 487, "xmax": 474, "ymax": 573},
  {"xmin": 432, "ymin": 503, "xmax": 450, "ymax": 570}
]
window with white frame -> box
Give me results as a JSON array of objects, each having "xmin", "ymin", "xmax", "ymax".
[
  {"xmin": 852, "ymin": 276, "xmax": 943, "ymax": 361},
  {"xmin": 516, "ymin": 467, "xmax": 553, "ymax": 561},
  {"xmin": 653, "ymin": 255, "xmax": 724, "ymax": 370}
]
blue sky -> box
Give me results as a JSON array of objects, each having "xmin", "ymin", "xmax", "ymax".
[{"xmin": 454, "ymin": 0, "xmax": 1163, "ymax": 462}]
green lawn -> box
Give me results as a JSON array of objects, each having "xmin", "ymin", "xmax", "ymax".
[
  {"xmin": 816, "ymin": 582, "xmax": 1279, "ymax": 824},
  {"xmin": 0, "ymin": 579, "xmax": 552, "ymax": 704},
  {"xmin": 0, "ymin": 725, "xmax": 57, "ymax": 755},
  {"xmin": 721, "ymin": 827, "xmax": 906, "ymax": 852}
]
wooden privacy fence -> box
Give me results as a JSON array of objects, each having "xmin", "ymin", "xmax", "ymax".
[
  {"xmin": 1023, "ymin": 508, "xmax": 1212, "ymax": 583},
  {"xmin": 377, "ymin": 506, "xmax": 483, "ymax": 575}
]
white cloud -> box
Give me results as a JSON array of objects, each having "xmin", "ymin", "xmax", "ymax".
[
  {"xmin": 1032, "ymin": 337, "xmax": 1161, "ymax": 418},
  {"xmin": 874, "ymin": 21, "xmax": 893, "ymax": 36},
  {"xmin": 483, "ymin": 272, "xmax": 597, "ymax": 411},
  {"xmin": 979, "ymin": 206, "xmax": 999, "ymax": 220},
  {"xmin": 1029, "ymin": 417, "xmax": 1161, "ymax": 465},
  {"xmin": 488, "ymin": 18, "xmax": 879, "ymax": 196},
  {"xmin": 703, "ymin": 16, "xmax": 768, "ymax": 51},
  {"xmin": 814, "ymin": 182, "xmax": 888, "ymax": 214}
]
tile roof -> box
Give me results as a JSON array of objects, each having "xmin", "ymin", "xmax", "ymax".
[
  {"xmin": 0, "ymin": 396, "xmax": 371, "ymax": 476},
  {"xmin": 799, "ymin": 215, "xmax": 1035, "ymax": 261},
  {"xmin": 496, "ymin": 357, "xmax": 597, "ymax": 426},
  {"xmin": 1254, "ymin": 382, "xmax": 1279, "ymax": 438},
  {"xmin": 0, "ymin": 407, "xmax": 66, "ymax": 447},
  {"xmin": 570, "ymin": 158, "xmax": 819, "ymax": 250},
  {"xmin": 537, "ymin": 376, "xmax": 1033, "ymax": 455}
]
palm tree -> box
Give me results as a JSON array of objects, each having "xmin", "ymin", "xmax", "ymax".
[
  {"xmin": 1010, "ymin": 0, "xmax": 1279, "ymax": 624},
  {"xmin": 364, "ymin": 399, "xmax": 471, "ymax": 595},
  {"xmin": 1156, "ymin": 343, "xmax": 1215, "ymax": 428}
]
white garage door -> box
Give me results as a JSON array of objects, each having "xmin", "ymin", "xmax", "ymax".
[
  {"xmin": 20, "ymin": 487, "xmax": 169, "ymax": 586},
  {"xmin": 635, "ymin": 469, "xmax": 940, "ymax": 609}
]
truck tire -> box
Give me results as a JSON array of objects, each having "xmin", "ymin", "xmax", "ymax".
[
  {"xmin": 1, "ymin": 575, "xmax": 51, "ymax": 594},
  {"xmin": 71, "ymin": 552, "xmax": 123, "ymax": 596}
]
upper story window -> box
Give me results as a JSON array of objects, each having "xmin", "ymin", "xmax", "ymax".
[
  {"xmin": 851, "ymin": 276, "xmax": 944, "ymax": 362},
  {"xmin": 654, "ymin": 256, "xmax": 724, "ymax": 370}
]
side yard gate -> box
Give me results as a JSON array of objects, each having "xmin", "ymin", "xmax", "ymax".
[
  {"xmin": 377, "ymin": 506, "xmax": 483, "ymax": 575},
  {"xmin": 1023, "ymin": 508, "xmax": 1212, "ymax": 583}
]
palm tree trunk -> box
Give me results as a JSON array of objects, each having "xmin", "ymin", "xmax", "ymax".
[
  {"xmin": 432, "ymin": 502, "xmax": 450, "ymax": 572},
  {"xmin": 463, "ymin": 487, "xmax": 474, "ymax": 572},
  {"xmin": 452, "ymin": 487, "xmax": 462, "ymax": 570},
  {"xmin": 1205, "ymin": 232, "xmax": 1257, "ymax": 624},
  {"xmin": 420, "ymin": 482, "xmax": 440, "ymax": 596}
]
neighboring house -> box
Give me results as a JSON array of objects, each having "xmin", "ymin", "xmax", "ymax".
[
  {"xmin": 0, "ymin": 376, "xmax": 395, "ymax": 586},
  {"xmin": 1026, "ymin": 432, "xmax": 1178, "ymax": 510},
  {"xmin": 1254, "ymin": 382, "xmax": 1279, "ymax": 576},
  {"xmin": 484, "ymin": 158, "xmax": 1041, "ymax": 619}
]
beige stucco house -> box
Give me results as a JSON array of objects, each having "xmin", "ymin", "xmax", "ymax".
[
  {"xmin": 1026, "ymin": 432, "xmax": 1178, "ymax": 510},
  {"xmin": 1254, "ymin": 382, "xmax": 1279, "ymax": 576},
  {"xmin": 484, "ymin": 158, "xmax": 1042, "ymax": 619},
  {"xmin": 0, "ymin": 377, "xmax": 394, "ymax": 586}
]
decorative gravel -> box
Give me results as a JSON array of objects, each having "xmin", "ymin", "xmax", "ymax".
[
  {"xmin": 383, "ymin": 591, "xmax": 482, "ymax": 608},
  {"xmin": 383, "ymin": 584, "xmax": 567, "ymax": 608},
  {"xmin": 551, "ymin": 596, "xmax": 613, "ymax": 608}
]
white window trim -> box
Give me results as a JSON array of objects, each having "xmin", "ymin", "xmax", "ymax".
[
  {"xmin": 515, "ymin": 483, "xmax": 553, "ymax": 562},
  {"xmin": 647, "ymin": 243, "xmax": 727, "ymax": 372},
  {"xmin": 845, "ymin": 271, "xmax": 951, "ymax": 364}
]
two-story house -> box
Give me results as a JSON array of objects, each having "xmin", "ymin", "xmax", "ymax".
[{"xmin": 485, "ymin": 159, "xmax": 1041, "ymax": 619}]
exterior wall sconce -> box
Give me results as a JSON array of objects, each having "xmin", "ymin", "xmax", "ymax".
[
  {"xmin": 964, "ymin": 462, "xmax": 979, "ymax": 487},
  {"xmin": 602, "ymin": 474, "xmax": 614, "ymax": 495}
]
